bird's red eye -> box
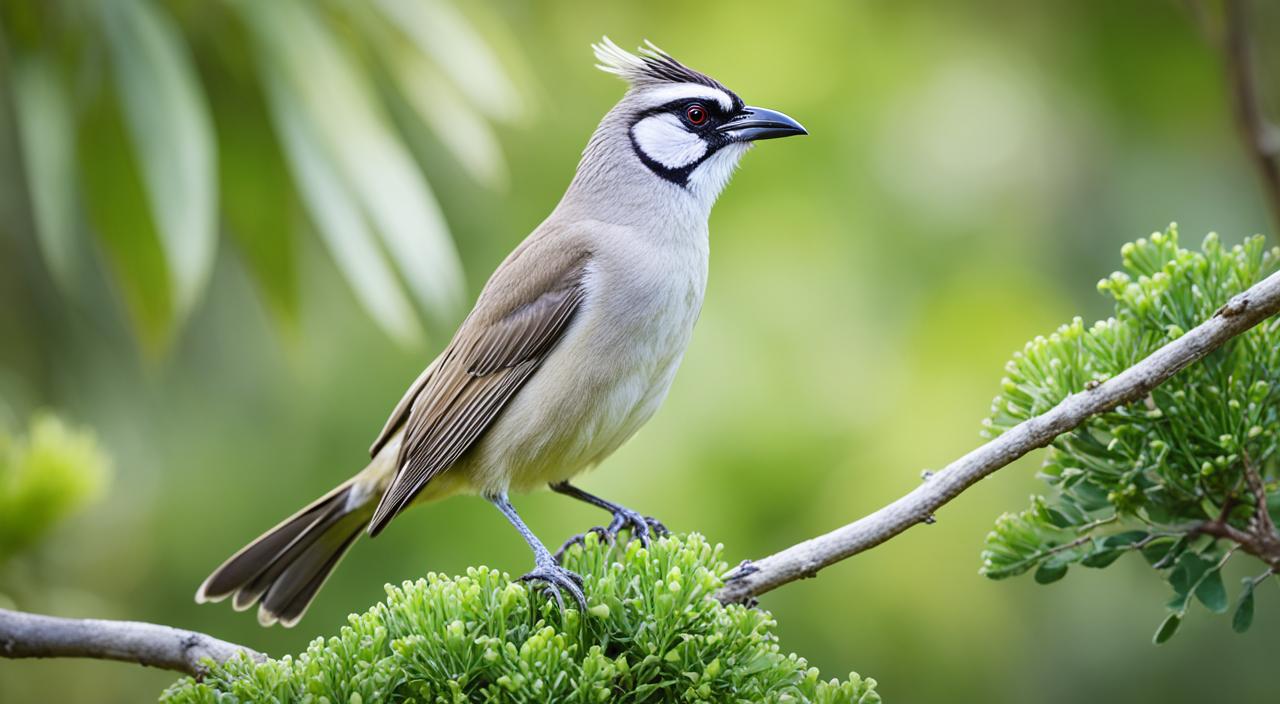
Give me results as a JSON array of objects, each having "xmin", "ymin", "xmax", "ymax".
[{"xmin": 685, "ymin": 104, "xmax": 708, "ymax": 125}]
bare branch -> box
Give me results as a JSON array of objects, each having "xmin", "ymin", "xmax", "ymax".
[
  {"xmin": 0, "ymin": 608, "xmax": 262, "ymax": 677},
  {"xmin": 717, "ymin": 269, "xmax": 1280, "ymax": 604},
  {"xmin": 1223, "ymin": 0, "xmax": 1280, "ymax": 229}
]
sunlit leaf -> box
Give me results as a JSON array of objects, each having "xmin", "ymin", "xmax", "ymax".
[
  {"xmin": 373, "ymin": 0, "xmax": 524, "ymax": 123},
  {"xmin": 79, "ymin": 89, "xmax": 174, "ymax": 353},
  {"xmin": 9, "ymin": 53, "xmax": 84, "ymax": 295},
  {"xmin": 377, "ymin": 36, "xmax": 509, "ymax": 189},
  {"xmin": 263, "ymin": 68, "xmax": 422, "ymax": 346},
  {"xmin": 96, "ymin": 0, "xmax": 217, "ymax": 319},
  {"xmin": 243, "ymin": 0, "xmax": 464, "ymax": 325}
]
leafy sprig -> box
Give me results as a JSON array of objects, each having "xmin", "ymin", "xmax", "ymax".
[{"xmin": 980, "ymin": 225, "xmax": 1280, "ymax": 642}]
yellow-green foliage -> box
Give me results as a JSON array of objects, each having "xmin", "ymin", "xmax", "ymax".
[
  {"xmin": 981, "ymin": 226, "xmax": 1280, "ymax": 641},
  {"xmin": 163, "ymin": 534, "xmax": 878, "ymax": 703},
  {"xmin": 0, "ymin": 413, "xmax": 110, "ymax": 565}
]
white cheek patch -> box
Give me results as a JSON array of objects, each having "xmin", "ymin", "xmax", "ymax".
[
  {"xmin": 632, "ymin": 114, "xmax": 708, "ymax": 169},
  {"xmin": 687, "ymin": 142, "xmax": 751, "ymax": 203},
  {"xmin": 635, "ymin": 84, "xmax": 733, "ymax": 112}
]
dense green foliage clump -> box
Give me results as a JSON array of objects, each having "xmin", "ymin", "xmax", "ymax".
[
  {"xmin": 980, "ymin": 226, "xmax": 1280, "ymax": 641},
  {"xmin": 163, "ymin": 534, "xmax": 878, "ymax": 703},
  {"xmin": 0, "ymin": 413, "xmax": 109, "ymax": 568}
]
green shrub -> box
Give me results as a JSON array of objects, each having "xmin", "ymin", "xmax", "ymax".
[
  {"xmin": 163, "ymin": 533, "xmax": 878, "ymax": 703},
  {"xmin": 980, "ymin": 225, "xmax": 1280, "ymax": 642},
  {"xmin": 0, "ymin": 412, "xmax": 110, "ymax": 567}
]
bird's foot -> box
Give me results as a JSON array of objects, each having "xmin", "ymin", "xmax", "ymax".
[
  {"xmin": 519, "ymin": 560, "xmax": 587, "ymax": 612},
  {"xmin": 554, "ymin": 508, "xmax": 669, "ymax": 561}
]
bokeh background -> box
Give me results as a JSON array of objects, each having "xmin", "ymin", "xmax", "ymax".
[{"xmin": 2, "ymin": 0, "xmax": 1279, "ymax": 701}]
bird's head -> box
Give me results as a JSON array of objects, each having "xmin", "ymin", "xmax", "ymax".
[{"xmin": 581, "ymin": 38, "xmax": 806, "ymax": 210}]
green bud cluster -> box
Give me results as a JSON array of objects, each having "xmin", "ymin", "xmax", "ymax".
[
  {"xmin": 162, "ymin": 533, "xmax": 879, "ymax": 703},
  {"xmin": 980, "ymin": 225, "xmax": 1280, "ymax": 642}
]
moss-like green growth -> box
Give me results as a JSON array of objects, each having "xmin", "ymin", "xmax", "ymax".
[
  {"xmin": 981, "ymin": 226, "xmax": 1280, "ymax": 641},
  {"xmin": 163, "ymin": 534, "xmax": 878, "ymax": 703},
  {"xmin": 1, "ymin": 413, "xmax": 110, "ymax": 567}
]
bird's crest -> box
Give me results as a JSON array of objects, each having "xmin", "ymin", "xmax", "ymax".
[{"xmin": 592, "ymin": 37, "xmax": 732, "ymax": 95}]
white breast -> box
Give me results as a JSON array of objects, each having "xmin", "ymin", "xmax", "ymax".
[{"xmin": 461, "ymin": 220, "xmax": 709, "ymax": 495}]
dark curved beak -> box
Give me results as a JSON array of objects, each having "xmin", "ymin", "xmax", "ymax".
[{"xmin": 718, "ymin": 106, "xmax": 808, "ymax": 142}]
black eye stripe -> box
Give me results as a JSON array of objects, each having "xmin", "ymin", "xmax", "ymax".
[{"xmin": 636, "ymin": 98, "xmax": 734, "ymax": 122}]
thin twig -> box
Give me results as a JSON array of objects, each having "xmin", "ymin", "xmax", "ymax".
[
  {"xmin": 1222, "ymin": 0, "xmax": 1280, "ymax": 229},
  {"xmin": 716, "ymin": 269, "xmax": 1280, "ymax": 604},
  {"xmin": 0, "ymin": 608, "xmax": 262, "ymax": 677},
  {"xmin": 1241, "ymin": 451, "xmax": 1277, "ymax": 539}
]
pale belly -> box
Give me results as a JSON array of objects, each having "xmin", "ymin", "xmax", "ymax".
[{"xmin": 451, "ymin": 250, "xmax": 706, "ymax": 497}]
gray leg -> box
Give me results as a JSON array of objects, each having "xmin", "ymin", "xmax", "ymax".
[
  {"xmin": 550, "ymin": 481, "xmax": 669, "ymax": 560},
  {"xmin": 487, "ymin": 492, "xmax": 586, "ymax": 611}
]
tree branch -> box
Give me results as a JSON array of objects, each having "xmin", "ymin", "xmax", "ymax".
[
  {"xmin": 1221, "ymin": 0, "xmax": 1280, "ymax": 229},
  {"xmin": 0, "ymin": 608, "xmax": 262, "ymax": 677},
  {"xmin": 717, "ymin": 269, "xmax": 1280, "ymax": 605}
]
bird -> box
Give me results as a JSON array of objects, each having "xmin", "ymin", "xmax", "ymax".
[{"xmin": 195, "ymin": 37, "xmax": 807, "ymax": 627}]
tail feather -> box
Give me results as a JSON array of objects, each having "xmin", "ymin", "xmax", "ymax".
[
  {"xmin": 196, "ymin": 479, "xmax": 372, "ymax": 627},
  {"xmin": 260, "ymin": 522, "xmax": 364, "ymax": 626}
]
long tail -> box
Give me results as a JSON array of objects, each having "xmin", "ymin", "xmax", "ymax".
[{"xmin": 195, "ymin": 478, "xmax": 376, "ymax": 627}]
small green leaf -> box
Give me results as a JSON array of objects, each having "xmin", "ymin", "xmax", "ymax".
[
  {"xmin": 1152, "ymin": 535, "xmax": 1189, "ymax": 570},
  {"xmin": 1034, "ymin": 561, "xmax": 1068, "ymax": 584},
  {"xmin": 1153, "ymin": 612, "xmax": 1181, "ymax": 644},
  {"xmin": 1045, "ymin": 508, "xmax": 1075, "ymax": 529},
  {"xmin": 1194, "ymin": 568, "xmax": 1228, "ymax": 614},
  {"xmin": 1140, "ymin": 537, "xmax": 1175, "ymax": 566},
  {"xmin": 1232, "ymin": 582, "xmax": 1255, "ymax": 633},
  {"xmin": 1168, "ymin": 552, "xmax": 1211, "ymax": 600},
  {"xmin": 1081, "ymin": 548, "xmax": 1122, "ymax": 568}
]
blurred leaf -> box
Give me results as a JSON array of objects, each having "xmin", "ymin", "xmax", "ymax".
[
  {"xmin": 1151, "ymin": 535, "xmax": 1189, "ymax": 570},
  {"xmin": 372, "ymin": 0, "xmax": 524, "ymax": 123},
  {"xmin": 10, "ymin": 53, "xmax": 83, "ymax": 294},
  {"xmin": 96, "ymin": 0, "xmax": 217, "ymax": 319},
  {"xmin": 1034, "ymin": 560, "xmax": 1068, "ymax": 584},
  {"xmin": 1232, "ymin": 579, "xmax": 1256, "ymax": 633},
  {"xmin": 208, "ymin": 67, "xmax": 299, "ymax": 327},
  {"xmin": 1152, "ymin": 612, "xmax": 1181, "ymax": 645},
  {"xmin": 1081, "ymin": 548, "xmax": 1123, "ymax": 568},
  {"xmin": 376, "ymin": 35, "xmax": 509, "ymax": 189},
  {"xmin": 243, "ymin": 0, "xmax": 463, "ymax": 328},
  {"xmin": 1167, "ymin": 552, "xmax": 1212, "ymax": 612},
  {"xmin": 79, "ymin": 89, "xmax": 174, "ymax": 352},
  {"xmin": 263, "ymin": 68, "xmax": 422, "ymax": 346},
  {"xmin": 1194, "ymin": 568, "xmax": 1228, "ymax": 614}
]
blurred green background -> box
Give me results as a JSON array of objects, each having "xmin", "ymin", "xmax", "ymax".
[{"xmin": 2, "ymin": 0, "xmax": 1278, "ymax": 701}]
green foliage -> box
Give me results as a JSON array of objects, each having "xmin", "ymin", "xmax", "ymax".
[
  {"xmin": 1, "ymin": 0, "xmax": 526, "ymax": 349},
  {"xmin": 162, "ymin": 534, "xmax": 878, "ymax": 703},
  {"xmin": 980, "ymin": 225, "xmax": 1280, "ymax": 640},
  {"xmin": 0, "ymin": 413, "xmax": 110, "ymax": 566}
]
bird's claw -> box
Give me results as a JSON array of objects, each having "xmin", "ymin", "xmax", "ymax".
[
  {"xmin": 553, "ymin": 526, "xmax": 612, "ymax": 561},
  {"xmin": 555, "ymin": 509, "xmax": 669, "ymax": 561},
  {"xmin": 519, "ymin": 561, "xmax": 587, "ymax": 612}
]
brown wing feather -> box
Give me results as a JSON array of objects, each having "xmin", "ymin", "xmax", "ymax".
[{"xmin": 366, "ymin": 247, "xmax": 590, "ymax": 536}]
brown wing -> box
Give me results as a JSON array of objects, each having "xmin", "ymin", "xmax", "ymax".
[{"xmin": 366, "ymin": 245, "xmax": 590, "ymax": 536}]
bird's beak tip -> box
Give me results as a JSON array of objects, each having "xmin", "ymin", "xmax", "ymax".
[{"xmin": 721, "ymin": 105, "xmax": 808, "ymax": 142}]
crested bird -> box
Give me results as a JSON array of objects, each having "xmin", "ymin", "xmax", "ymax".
[{"xmin": 196, "ymin": 38, "xmax": 807, "ymax": 626}]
